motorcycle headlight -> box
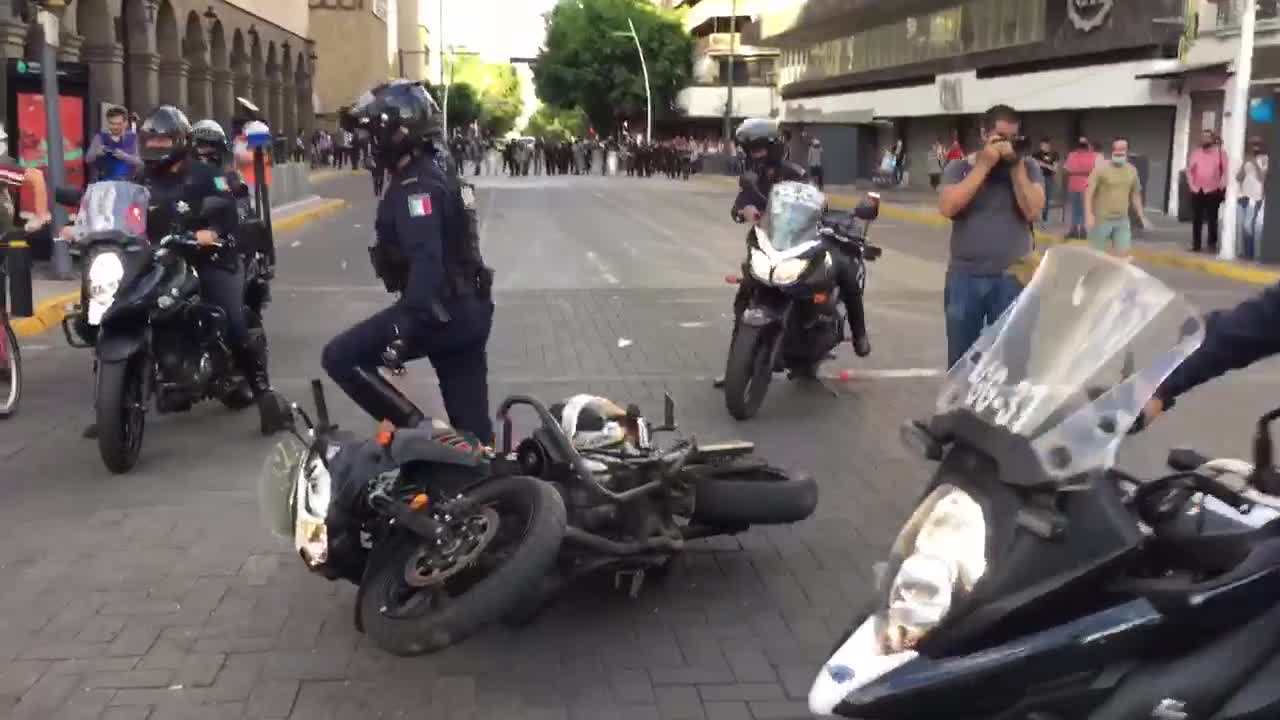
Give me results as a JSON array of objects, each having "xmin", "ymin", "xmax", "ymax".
[
  {"xmin": 294, "ymin": 447, "xmax": 335, "ymax": 568},
  {"xmin": 258, "ymin": 435, "xmax": 306, "ymax": 539},
  {"xmin": 771, "ymin": 257, "xmax": 810, "ymax": 286},
  {"xmin": 87, "ymin": 252, "xmax": 124, "ymax": 308},
  {"xmin": 883, "ymin": 484, "xmax": 987, "ymax": 652}
]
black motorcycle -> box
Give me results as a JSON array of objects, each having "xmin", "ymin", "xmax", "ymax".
[
  {"xmin": 61, "ymin": 182, "xmax": 268, "ymax": 473},
  {"xmin": 724, "ymin": 179, "xmax": 882, "ymax": 420},
  {"xmin": 260, "ymin": 377, "xmax": 567, "ymax": 657},
  {"xmin": 810, "ymin": 245, "xmax": 1280, "ymax": 719},
  {"xmin": 499, "ymin": 391, "xmax": 818, "ymax": 619}
]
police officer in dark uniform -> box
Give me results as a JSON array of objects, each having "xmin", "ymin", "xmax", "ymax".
[
  {"xmin": 322, "ymin": 80, "xmax": 496, "ymax": 443},
  {"xmin": 1140, "ymin": 282, "xmax": 1280, "ymax": 427},
  {"xmin": 84, "ymin": 106, "xmax": 283, "ymax": 437},
  {"xmin": 714, "ymin": 118, "xmax": 871, "ymax": 388}
]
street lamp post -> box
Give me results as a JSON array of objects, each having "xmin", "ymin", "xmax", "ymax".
[
  {"xmin": 612, "ymin": 19, "xmax": 651, "ymax": 143},
  {"xmin": 38, "ymin": 0, "xmax": 70, "ymax": 277},
  {"xmin": 1220, "ymin": 0, "xmax": 1256, "ymax": 261},
  {"xmin": 722, "ymin": 0, "xmax": 737, "ymax": 143},
  {"xmin": 441, "ymin": 47, "xmax": 479, "ymax": 138}
]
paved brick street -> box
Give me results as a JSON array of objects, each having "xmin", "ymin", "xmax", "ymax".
[{"xmin": 3, "ymin": 172, "xmax": 1280, "ymax": 719}]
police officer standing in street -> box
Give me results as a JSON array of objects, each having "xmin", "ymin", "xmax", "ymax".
[{"xmin": 322, "ymin": 80, "xmax": 496, "ymax": 444}]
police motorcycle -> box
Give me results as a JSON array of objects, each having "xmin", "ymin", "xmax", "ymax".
[
  {"xmin": 496, "ymin": 390, "xmax": 818, "ymax": 622},
  {"xmin": 810, "ymin": 244, "xmax": 1280, "ymax": 720},
  {"xmin": 259, "ymin": 374, "xmax": 568, "ymax": 657},
  {"xmin": 724, "ymin": 178, "xmax": 882, "ymax": 420},
  {"xmin": 60, "ymin": 182, "xmax": 259, "ymax": 473}
]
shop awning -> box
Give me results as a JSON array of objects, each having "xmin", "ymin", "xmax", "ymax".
[{"xmin": 1135, "ymin": 61, "xmax": 1232, "ymax": 80}]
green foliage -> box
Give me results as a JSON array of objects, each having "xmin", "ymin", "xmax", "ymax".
[
  {"xmin": 428, "ymin": 59, "xmax": 525, "ymax": 136},
  {"xmin": 534, "ymin": 0, "xmax": 694, "ymax": 135},
  {"xmin": 522, "ymin": 105, "xmax": 589, "ymax": 142}
]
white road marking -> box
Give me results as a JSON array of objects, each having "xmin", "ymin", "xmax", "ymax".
[
  {"xmin": 17, "ymin": 344, "xmax": 51, "ymax": 352},
  {"xmin": 678, "ymin": 321, "xmax": 709, "ymax": 328},
  {"xmin": 824, "ymin": 367, "xmax": 943, "ymax": 380},
  {"xmin": 584, "ymin": 250, "xmax": 619, "ymax": 285}
]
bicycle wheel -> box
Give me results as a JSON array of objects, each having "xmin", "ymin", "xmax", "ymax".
[{"xmin": 0, "ymin": 315, "xmax": 20, "ymax": 418}]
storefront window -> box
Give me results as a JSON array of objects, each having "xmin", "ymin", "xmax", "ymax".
[{"xmin": 779, "ymin": 0, "xmax": 1046, "ymax": 84}]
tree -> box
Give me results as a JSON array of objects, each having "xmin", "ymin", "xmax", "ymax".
[
  {"xmin": 523, "ymin": 105, "xmax": 588, "ymax": 142},
  {"xmin": 432, "ymin": 59, "xmax": 525, "ymax": 137},
  {"xmin": 534, "ymin": 0, "xmax": 693, "ymax": 137},
  {"xmin": 427, "ymin": 82, "xmax": 482, "ymax": 132}
]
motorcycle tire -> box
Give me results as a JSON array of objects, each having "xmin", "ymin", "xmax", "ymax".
[
  {"xmin": 724, "ymin": 324, "xmax": 774, "ymax": 421},
  {"xmin": 0, "ymin": 316, "xmax": 20, "ymax": 418},
  {"xmin": 96, "ymin": 357, "xmax": 147, "ymax": 474},
  {"xmin": 688, "ymin": 463, "xmax": 818, "ymax": 527},
  {"xmin": 359, "ymin": 475, "xmax": 567, "ymax": 656}
]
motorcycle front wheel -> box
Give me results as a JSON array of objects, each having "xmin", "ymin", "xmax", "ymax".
[
  {"xmin": 96, "ymin": 357, "xmax": 147, "ymax": 474},
  {"xmin": 359, "ymin": 475, "xmax": 567, "ymax": 656},
  {"xmin": 724, "ymin": 323, "xmax": 775, "ymax": 421},
  {"xmin": 0, "ymin": 316, "xmax": 20, "ymax": 418}
]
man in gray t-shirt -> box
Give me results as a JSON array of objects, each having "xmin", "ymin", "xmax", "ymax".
[{"xmin": 938, "ymin": 104, "xmax": 1045, "ymax": 369}]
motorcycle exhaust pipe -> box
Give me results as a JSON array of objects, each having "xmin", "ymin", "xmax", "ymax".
[{"xmin": 563, "ymin": 526, "xmax": 683, "ymax": 555}]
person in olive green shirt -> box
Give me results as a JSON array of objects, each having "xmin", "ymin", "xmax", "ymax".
[{"xmin": 1085, "ymin": 137, "xmax": 1151, "ymax": 256}]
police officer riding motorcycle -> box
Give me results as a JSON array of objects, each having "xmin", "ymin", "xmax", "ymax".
[
  {"xmin": 714, "ymin": 119, "xmax": 871, "ymax": 389},
  {"xmin": 322, "ymin": 80, "xmax": 496, "ymax": 444},
  {"xmin": 81, "ymin": 106, "xmax": 283, "ymax": 439}
]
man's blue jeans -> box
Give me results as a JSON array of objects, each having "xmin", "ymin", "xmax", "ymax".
[{"xmin": 944, "ymin": 270, "xmax": 1023, "ymax": 369}]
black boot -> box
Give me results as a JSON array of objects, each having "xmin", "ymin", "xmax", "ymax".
[
  {"xmin": 846, "ymin": 296, "xmax": 871, "ymax": 358},
  {"xmin": 236, "ymin": 347, "xmax": 288, "ymax": 436},
  {"xmin": 853, "ymin": 336, "xmax": 871, "ymax": 357}
]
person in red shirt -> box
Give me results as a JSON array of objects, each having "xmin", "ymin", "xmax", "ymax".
[
  {"xmin": 1186, "ymin": 128, "xmax": 1230, "ymax": 253},
  {"xmin": 946, "ymin": 132, "xmax": 965, "ymax": 163}
]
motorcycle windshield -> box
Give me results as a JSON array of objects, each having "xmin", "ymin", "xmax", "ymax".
[
  {"xmin": 934, "ymin": 246, "xmax": 1205, "ymax": 480},
  {"xmin": 761, "ymin": 181, "xmax": 824, "ymax": 252},
  {"xmin": 75, "ymin": 181, "xmax": 150, "ymax": 238}
]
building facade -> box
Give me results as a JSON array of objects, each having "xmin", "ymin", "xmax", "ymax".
[
  {"xmin": 0, "ymin": 0, "xmax": 316, "ymax": 139},
  {"xmin": 674, "ymin": 0, "xmax": 781, "ymax": 135},
  {"xmin": 759, "ymin": 0, "xmax": 1187, "ymax": 211}
]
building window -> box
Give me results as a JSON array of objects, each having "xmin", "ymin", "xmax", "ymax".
[
  {"xmin": 779, "ymin": 0, "xmax": 1046, "ymax": 84},
  {"xmin": 717, "ymin": 56, "xmax": 777, "ymax": 85}
]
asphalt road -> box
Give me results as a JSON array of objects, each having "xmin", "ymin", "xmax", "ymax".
[{"xmin": 1, "ymin": 171, "xmax": 1277, "ymax": 720}]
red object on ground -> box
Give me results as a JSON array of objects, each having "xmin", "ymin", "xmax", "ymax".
[
  {"xmin": 725, "ymin": 274, "xmax": 740, "ymax": 284},
  {"xmin": 838, "ymin": 370, "xmax": 851, "ymax": 382}
]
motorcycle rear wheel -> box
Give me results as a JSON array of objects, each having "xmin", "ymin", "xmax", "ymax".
[
  {"xmin": 359, "ymin": 475, "xmax": 566, "ymax": 656},
  {"xmin": 688, "ymin": 463, "xmax": 818, "ymax": 527},
  {"xmin": 724, "ymin": 325, "xmax": 774, "ymax": 421},
  {"xmin": 96, "ymin": 357, "xmax": 147, "ymax": 474}
]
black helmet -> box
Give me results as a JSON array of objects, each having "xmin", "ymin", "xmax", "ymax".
[
  {"xmin": 139, "ymin": 105, "xmax": 193, "ymax": 171},
  {"xmin": 341, "ymin": 80, "xmax": 440, "ymax": 168},
  {"xmin": 735, "ymin": 118, "xmax": 784, "ymax": 164}
]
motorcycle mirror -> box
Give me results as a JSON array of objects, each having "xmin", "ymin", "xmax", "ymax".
[
  {"xmin": 54, "ymin": 185, "xmax": 82, "ymax": 206},
  {"xmin": 310, "ymin": 379, "xmax": 332, "ymax": 432},
  {"xmin": 663, "ymin": 393, "xmax": 676, "ymax": 430},
  {"xmin": 1250, "ymin": 407, "xmax": 1280, "ymax": 494}
]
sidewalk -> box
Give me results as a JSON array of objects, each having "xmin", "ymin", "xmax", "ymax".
[
  {"xmin": 10, "ymin": 194, "xmax": 348, "ymax": 337},
  {"xmin": 699, "ymin": 174, "xmax": 1280, "ymax": 286}
]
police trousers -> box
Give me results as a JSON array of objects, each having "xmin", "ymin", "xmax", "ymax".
[
  {"xmin": 321, "ymin": 296, "xmax": 495, "ymax": 443},
  {"xmin": 199, "ymin": 258, "xmax": 249, "ymax": 347}
]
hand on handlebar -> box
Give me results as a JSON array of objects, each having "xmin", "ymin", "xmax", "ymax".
[{"xmin": 195, "ymin": 229, "xmax": 221, "ymax": 247}]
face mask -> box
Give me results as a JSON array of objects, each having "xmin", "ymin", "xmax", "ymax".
[{"xmin": 1111, "ymin": 154, "xmax": 1127, "ymax": 165}]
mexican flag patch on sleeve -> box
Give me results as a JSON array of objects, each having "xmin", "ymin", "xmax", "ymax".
[{"xmin": 407, "ymin": 193, "xmax": 433, "ymax": 217}]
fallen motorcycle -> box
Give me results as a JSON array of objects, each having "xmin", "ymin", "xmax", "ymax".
[
  {"xmin": 260, "ymin": 377, "xmax": 567, "ymax": 657},
  {"xmin": 499, "ymin": 392, "xmax": 818, "ymax": 619},
  {"xmin": 810, "ymin": 245, "xmax": 1280, "ymax": 719}
]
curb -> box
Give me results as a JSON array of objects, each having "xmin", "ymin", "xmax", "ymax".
[
  {"xmin": 11, "ymin": 290, "xmax": 79, "ymax": 338},
  {"xmin": 274, "ymin": 198, "xmax": 348, "ymax": 233},
  {"xmin": 11, "ymin": 199, "xmax": 347, "ymax": 338},
  {"xmin": 694, "ymin": 174, "xmax": 1280, "ymax": 286},
  {"xmin": 309, "ymin": 169, "xmax": 365, "ymax": 184}
]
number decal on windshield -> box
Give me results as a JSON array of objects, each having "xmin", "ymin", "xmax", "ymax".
[{"xmin": 963, "ymin": 359, "xmax": 1050, "ymax": 434}]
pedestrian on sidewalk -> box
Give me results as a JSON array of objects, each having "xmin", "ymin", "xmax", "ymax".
[
  {"xmin": 808, "ymin": 138, "xmax": 824, "ymax": 190},
  {"xmin": 929, "ymin": 138, "xmax": 947, "ymax": 190},
  {"xmin": 86, "ymin": 106, "xmax": 142, "ymax": 182},
  {"xmin": 946, "ymin": 132, "xmax": 964, "ymax": 164},
  {"xmin": 1236, "ymin": 136, "xmax": 1268, "ymax": 260},
  {"xmin": 1085, "ymin": 137, "xmax": 1149, "ymax": 258},
  {"xmin": 1063, "ymin": 138, "xmax": 1099, "ymax": 239},
  {"xmin": 1032, "ymin": 138, "xmax": 1059, "ymax": 223},
  {"xmin": 1187, "ymin": 129, "xmax": 1229, "ymax": 253},
  {"xmin": 938, "ymin": 104, "xmax": 1045, "ymax": 370}
]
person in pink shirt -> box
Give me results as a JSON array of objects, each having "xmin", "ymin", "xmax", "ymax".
[
  {"xmin": 1186, "ymin": 128, "xmax": 1229, "ymax": 252},
  {"xmin": 1063, "ymin": 137, "xmax": 1100, "ymax": 238}
]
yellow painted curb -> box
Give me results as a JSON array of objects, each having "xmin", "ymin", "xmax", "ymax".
[
  {"xmin": 11, "ymin": 290, "xmax": 79, "ymax": 338},
  {"xmin": 309, "ymin": 169, "xmax": 365, "ymax": 184},
  {"xmin": 696, "ymin": 173, "xmax": 1280, "ymax": 285},
  {"xmin": 274, "ymin": 198, "xmax": 348, "ymax": 233}
]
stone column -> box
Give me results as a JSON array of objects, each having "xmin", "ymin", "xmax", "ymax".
[
  {"xmin": 127, "ymin": 51, "xmax": 159, "ymax": 115},
  {"xmin": 0, "ymin": 18, "xmax": 26, "ymax": 125},
  {"xmin": 282, "ymin": 82, "xmax": 297, "ymax": 141},
  {"xmin": 187, "ymin": 64, "xmax": 213, "ymax": 122},
  {"xmin": 81, "ymin": 42, "xmax": 126, "ymax": 122},
  {"xmin": 57, "ymin": 32, "xmax": 83, "ymax": 64},
  {"xmin": 267, "ymin": 79, "xmax": 283, "ymax": 135},
  {"xmin": 212, "ymin": 69, "xmax": 234, "ymax": 129},
  {"xmin": 297, "ymin": 83, "xmax": 313, "ymax": 136},
  {"xmin": 250, "ymin": 78, "xmax": 266, "ymax": 117},
  {"xmin": 158, "ymin": 59, "xmax": 188, "ymax": 110}
]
